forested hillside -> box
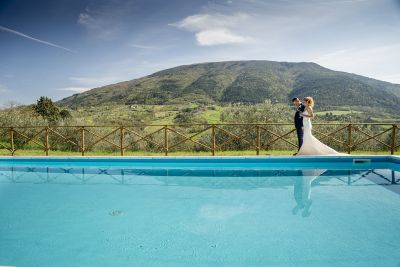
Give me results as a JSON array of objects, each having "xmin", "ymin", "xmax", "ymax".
[{"xmin": 58, "ymin": 60, "xmax": 400, "ymax": 114}]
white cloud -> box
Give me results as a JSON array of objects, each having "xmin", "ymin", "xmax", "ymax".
[
  {"xmin": 171, "ymin": 13, "xmax": 253, "ymax": 46},
  {"xmin": 196, "ymin": 28, "xmax": 250, "ymax": 46},
  {"xmin": 57, "ymin": 87, "xmax": 91, "ymax": 93},
  {"xmin": 68, "ymin": 76, "xmax": 119, "ymax": 86},
  {"xmin": 172, "ymin": 13, "xmax": 250, "ymax": 31},
  {"xmin": 78, "ymin": 13, "xmax": 101, "ymax": 30},
  {"xmin": 130, "ymin": 43, "xmax": 159, "ymax": 50},
  {"xmin": 58, "ymin": 76, "xmax": 120, "ymax": 94},
  {"xmin": 0, "ymin": 25, "xmax": 75, "ymax": 53},
  {"xmin": 77, "ymin": 12, "xmax": 118, "ymax": 39}
]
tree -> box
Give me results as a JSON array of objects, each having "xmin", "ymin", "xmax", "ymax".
[
  {"xmin": 220, "ymin": 101, "xmax": 291, "ymax": 123},
  {"xmin": 59, "ymin": 109, "xmax": 72, "ymax": 120},
  {"xmin": 33, "ymin": 96, "xmax": 60, "ymax": 123}
]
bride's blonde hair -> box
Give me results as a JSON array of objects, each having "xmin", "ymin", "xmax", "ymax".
[{"xmin": 303, "ymin": 96, "xmax": 314, "ymax": 108}]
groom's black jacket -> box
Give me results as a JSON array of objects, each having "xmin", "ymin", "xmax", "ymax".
[{"xmin": 294, "ymin": 104, "xmax": 305, "ymax": 129}]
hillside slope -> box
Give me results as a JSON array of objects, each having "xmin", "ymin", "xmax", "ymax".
[{"xmin": 58, "ymin": 60, "xmax": 400, "ymax": 113}]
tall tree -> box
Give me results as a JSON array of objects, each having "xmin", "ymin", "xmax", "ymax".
[{"xmin": 33, "ymin": 96, "xmax": 60, "ymax": 123}]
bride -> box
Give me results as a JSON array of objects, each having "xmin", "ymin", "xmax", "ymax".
[{"xmin": 297, "ymin": 97, "xmax": 340, "ymax": 156}]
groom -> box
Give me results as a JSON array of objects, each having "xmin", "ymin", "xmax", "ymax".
[{"xmin": 292, "ymin": 97, "xmax": 305, "ymax": 152}]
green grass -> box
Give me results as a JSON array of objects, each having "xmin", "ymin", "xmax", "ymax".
[
  {"xmin": 201, "ymin": 107, "xmax": 223, "ymax": 123},
  {"xmin": 315, "ymin": 110, "xmax": 363, "ymax": 116},
  {"xmin": 1, "ymin": 149, "xmax": 398, "ymax": 157}
]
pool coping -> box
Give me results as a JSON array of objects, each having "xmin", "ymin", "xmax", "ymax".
[{"xmin": 0, "ymin": 155, "xmax": 398, "ymax": 163}]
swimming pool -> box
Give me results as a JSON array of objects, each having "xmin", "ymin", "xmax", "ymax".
[{"xmin": 0, "ymin": 156, "xmax": 399, "ymax": 267}]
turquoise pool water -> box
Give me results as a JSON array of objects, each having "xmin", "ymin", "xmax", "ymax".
[{"xmin": 0, "ymin": 156, "xmax": 399, "ymax": 267}]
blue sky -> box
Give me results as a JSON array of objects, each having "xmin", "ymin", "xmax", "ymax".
[{"xmin": 1, "ymin": 0, "xmax": 399, "ymax": 105}]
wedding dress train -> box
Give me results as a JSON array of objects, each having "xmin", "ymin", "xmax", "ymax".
[{"xmin": 297, "ymin": 110, "xmax": 340, "ymax": 156}]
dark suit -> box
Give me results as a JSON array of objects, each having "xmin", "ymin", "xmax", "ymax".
[{"xmin": 294, "ymin": 104, "xmax": 305, "ymax": 150}]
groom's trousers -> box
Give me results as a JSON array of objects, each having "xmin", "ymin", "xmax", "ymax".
[{"xmin": 296, "ymin": 127, "xmax": 303, "ymax": 150}]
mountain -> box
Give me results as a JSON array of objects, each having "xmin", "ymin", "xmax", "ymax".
[{"xmin": 58, "ymin": 60, "xmax": 400, "ymax": 113}]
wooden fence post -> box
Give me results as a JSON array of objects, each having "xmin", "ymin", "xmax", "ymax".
[
  {"xmin": 391, "ymin": 124, "xmax": 397, "ymax": 155},
  {"xmin": 347, "ymin": 124, "xmax": 352, "ymax": 154},
  {"xmin": 120, "ymin": 126, "xmax": 124, "ymax": 156},
  {"xmin": 212, "ymin": 124, "xmax": 216, "ymax": 156},
  {"xmin": 256, "ymin": 125, "xmax": 260, "ymax": 155},
  {"xmin": 9, "ymin": 127, "xmax": 14, "ymax": 156},
  {"xmin": 164, "ymin": 126, "xmax": 168, "ymax": 156},
  {"xmin": 80, "ymin": 126, "xmax": 85, "ymax": 156},
  {"xmin": 45, "ymin": 127, "xmax": 49, "ymax": 156}
]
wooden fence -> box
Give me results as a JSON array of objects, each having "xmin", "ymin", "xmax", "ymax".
[{"xmin": 0, "ymin": 123, "xmax": 398, "ymax": 156}]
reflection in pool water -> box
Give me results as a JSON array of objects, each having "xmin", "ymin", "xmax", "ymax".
[
  {"xmin": 0, "ymin": 166, "xmax": 399, "ymax": 210},
  {"xmin": 292, "ymin": 170, "xmax": 326, "ymax": 217},
  {"xmin": 0, "ymin": 164, "xmax": 400, "ymax": 267}
]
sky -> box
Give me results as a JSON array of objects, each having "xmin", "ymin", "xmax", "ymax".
[{"xmin": 0, "ymin": 0, "xmax": 400, "ymax": 106}]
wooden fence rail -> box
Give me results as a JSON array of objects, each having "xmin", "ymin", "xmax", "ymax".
[{"xmin": 0, "ymin": 123, "xmax": 398, "ymax": 156}]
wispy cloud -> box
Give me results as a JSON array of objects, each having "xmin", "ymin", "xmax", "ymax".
[
  {"xmin": 130, "ymin": 43, "xmax": 159, "ymax": 50},
  {"xmin": 57, "ymin": 87, "xmax": 91, "ymax": 93},
  {"xmin": 0, "ymin": 84, "xmax": 10, "ymax": 93},
  {"xmin": 57, "ymin": 76, "xmax": 120, "ymax": 93},
  {"xmin": 0, "ymin": 25, "xmax": 76, "ymax": 53},
  {"xmin": 68, "ymin": 76, "xmax": 120, "ymax": 86},
  {"xmin": 77, "ymin": 12, "xmax": 119, "ymax": 39},
  {"xmin": 78, "ymin": 13, "xmax": 100, "ymax": 30},
  {"xmin": 171, "ymin": 13, "xmax": 253, "ymax": 46},
  {"xmin": 76, "ymin": 1, "xmax": 139, "ymax": 40}
]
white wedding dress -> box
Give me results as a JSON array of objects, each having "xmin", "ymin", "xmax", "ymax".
[{"xmin": 297, "ymin": 110, "xmax": 340, "ymax": 156}]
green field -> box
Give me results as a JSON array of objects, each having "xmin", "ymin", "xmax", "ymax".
[{"xmin": 315, "ymin": 110, "xmax": 363, "ymax": 116}]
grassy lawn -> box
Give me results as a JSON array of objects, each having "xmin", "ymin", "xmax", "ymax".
[
  {"xmin": 0, "ymin": 149, "xmax": 398, "ymax": 157},
  {"xmin": 315, "ymin": 110, "xmax": 363, "ymax": 116},
  {"xmin": 201, "ymin": 107, "xmax": 223, "ymax": 123}
]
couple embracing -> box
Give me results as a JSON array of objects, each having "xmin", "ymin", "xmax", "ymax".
[{"xmin": 292, "ymin": 97, "xmax": 340, "ymax": 156}]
